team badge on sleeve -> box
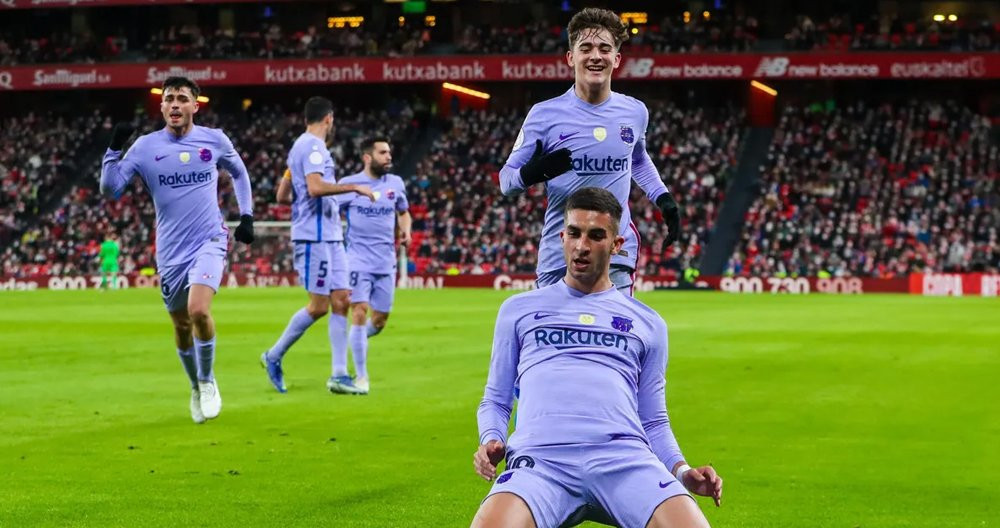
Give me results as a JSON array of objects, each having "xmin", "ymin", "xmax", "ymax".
[
  {"xmin": 611, "ymin": 316, "xmax": 633, "ymax": 332},
  {"xmin": 620, "ymin": 125, "xmax": 635, "ymax": 144},
  {"xmin": 512, "ymin": 128, "xmax": 525, "ymax": 151}
]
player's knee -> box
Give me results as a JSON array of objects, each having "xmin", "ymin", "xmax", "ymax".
[
  {"xmin": 350, "ymin": 303, "xmax": 368, "ymax": 324},
  {"xmin": 471, "ymin": 493, "xmax": 535, "ymax": 528},
  {"xmin": 372, "ymin": 313, "xmax": 389, "ymax": 330},
  {"xmin": 306, "ymin": 302, "xmax": 329, "ymax": 319},
  {"xmin": 188, "ymin": 306, "xmax": 211, "ymax": 326},
  {"xmin": 330, "ymin": 292, "xmax": 350, "ymax": 315}
]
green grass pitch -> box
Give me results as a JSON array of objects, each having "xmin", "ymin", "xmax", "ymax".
[{"xmin": 1, "ymin": 288, "xmax": 998, "ymax": 527}]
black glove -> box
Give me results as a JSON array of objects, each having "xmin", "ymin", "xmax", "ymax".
[
  {"xmin": 234, "ymin": 215, "xmax": 254, "ymax": 244},
  {"xmin": 519, "ymin": 139, "xmax": 572, "ymax": 186},
  {"xmin": 656, "ymin": 192, "xmax": 680, "ymax": 248},
  {"xmin": 108, "ymin": 122, "xmax": 135, "ymax": 151}
]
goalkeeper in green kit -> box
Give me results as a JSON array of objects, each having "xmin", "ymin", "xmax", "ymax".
[{"xmin": 99, "ymin": 232, "xmax": 121, "ymax": 290}]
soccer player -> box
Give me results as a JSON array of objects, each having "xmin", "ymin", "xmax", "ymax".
[
  {"xmin": 334, "ymin": 137, "xmax": 412, "ymax": 394},
  {"xmin": 472, "ymin": 188, "xmax": 721, "ymax": 528},
  {"xmin": 98, "ymin": 231, "xmax": 121, "ymax": 290},
  {"xmin": 499, "ymin": 7, "xmax": 681, "ymax": 296},
  {"xmin": 260, "ymin": 97, "xmax": 375, "ymax": 394},
  {"xmin": 100, "ymin": 76, "xmax": 255, "ymax": 424}
]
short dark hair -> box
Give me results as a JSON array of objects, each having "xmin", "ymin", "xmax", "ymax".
[
  {"xmin": 567, "ymin": 8, "xmax": 629, "ymax": 50},
  {"xmin": 360, "ymin": 136, "xmax": 391, "ymax": 155},
  {"xmin": 565, "ymin": 187, "xmax": 623, "ymax": 233},
  {"xmin": 162, "ymin": 76, "xmax": 200, "ymax": 99},
  {"xmin": 304, "ymin": 96, "xmax": 334, "ymax": 124}
]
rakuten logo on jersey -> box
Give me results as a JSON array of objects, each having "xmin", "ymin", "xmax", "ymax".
[
  {"xmin": 572, "ymin": 155, "xmax": 630, "ymax": 176},
  {"xmin": 158, "ymin": 170, "xmax": 213, "ymax": 188},
  {"xmin": 146, "ymin": 66, "xmax": 226, "ymax": 84},
  {"xmin": 890, "ymin": 57, "xmax": 986, "ymax": 78},
  {"xmin": 33, "ymin": 68, "xmax": 110, "ymax": 87}
]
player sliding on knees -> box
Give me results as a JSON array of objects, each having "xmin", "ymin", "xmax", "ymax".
[
  {"xmin": 499, "ymin": 7, "xmax": 681, "ymax": 297},
  {"xmin": 472, "ymin": 188, "xmax": 721, "ymax": 528},
  {"xmin": 100, "ymin": 76, "xmax": 255, "ymax": 424},
  {"xmin": 261, "ymin": 97, "xmax": 375, "ymax": 394}
]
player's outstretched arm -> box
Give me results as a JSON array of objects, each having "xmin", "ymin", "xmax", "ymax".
[
  {"xmin": 216, "ymin": 130, "xmax": 255, "ymax": 244},
  {"xmin": 630, "ymin": 105, "xmax": 680, "ymax": 247},
  {"xmin": 397, "ymin": 211, "xmax": 412, "ymax": 246},
  {"xmin": 475, "ymin": 298, "xmax": 520, "ymax": 479},
  {"xmin": 639, "ymin": 318, "xmax": 722, "ymax": 506},
  {"xmin": 100, "ymin": 122, "xmax": 139, "ymax": 198},
  {"xmin": 305, "ymin": 173, "xmax": 375, "ymax": 201}
]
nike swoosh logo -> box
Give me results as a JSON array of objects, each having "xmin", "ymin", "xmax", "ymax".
[
  {"xmin": 533, "ymin": 313, "xmax": 556, "ymax": 320},
  {"xmin": 154, "ymin": 155, "xmax": 168, "ymax": 161},
  {"xmin": 659, "ymin": 481, "xmax": 673, "ymax": 489},
  {"xmin": 557, "ymin": 133, "xmax": 577, "ymax": 142}
]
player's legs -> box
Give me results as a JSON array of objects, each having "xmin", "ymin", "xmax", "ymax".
[
  {"xmin": 585, "ymin": 438, "xmax": 706, "ymax": 528},
  {"xmin": 326, "ymin": 242, "xmax": 357, "ymax": 392},
  {"xmin": 475, "ymin": 445, "xmax": 586, "ymax": 528},
  {"xmin": 645, "ymin": 496, "xmax": 710, "ymax": 528},
  {"xmin": 535, "ymin": 268, "xmax": 565, "ymax": 289},
  {"xmin": 261, "ymin": 242, "xmax": 332, "ymax": 392},
  {"xmin": 367, "ymin": 273, "xmax": 395, "ymax": 336},
  {"xmin": 185, "ymin": 237, "xmax": 227, "ymax": 419},
  {"xmin": 161, "ymin": 264, "xmax": 203, "ymax": 423},
  {"xmin": 348, "ymin": 301, "xmax": 370, "ymax": 384},
  {"xmin": 609, "ymin": 264, "xmax": 636, "ymax": 297},
  {"xmin": 471, "ymin": 493, "xmax": 536, "ymax": 528}
]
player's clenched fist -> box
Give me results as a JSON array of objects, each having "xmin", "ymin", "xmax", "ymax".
[
  {"xmin": 108, "ymin": 122, "xmax": 136, "ymax": 151},
  {"xmin": 473, "ymin": 440, "xmax": 506, "ymax": 481},
  {"xmin": 234, "ymin": 214, "xmax": 254, "ymax": 244},
  {"xmin": 656, "ymin": 192, "xmax": 680, "ymax": 248},
  {"xmin": 520, "ymin": 139, "xmax": 573, "ymax": 186}
]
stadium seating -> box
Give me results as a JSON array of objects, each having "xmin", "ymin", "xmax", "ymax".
[{"xmin": 729, "ymin": 100, "xmax": 1000, "ymax": 277}]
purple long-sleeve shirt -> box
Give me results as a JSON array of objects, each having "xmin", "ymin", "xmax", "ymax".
[
  {"xmin": 100, "ymin": 125, "xmax": 253, "ymax": 267},
  {"xmin": 477, "ymin": 281, "xmax": 685, "ymax": 472},
  {"xmin": 499, "ymin": 87, "xmax": 669, "ymax": 273}
]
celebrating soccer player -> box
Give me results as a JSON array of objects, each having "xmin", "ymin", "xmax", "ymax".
[
  {"xmin": 333, "ymin": 137, "xmax": 412, "ymax": 395},
  {"xmin": 260, "ymin": 97, "xmax": 375, "ymax": 394},
  {"xmin": 100, "ymin": 76, "xmax": 255, "ymax": 424},
  {"xmin": 472, "ymin": 188, "xmax": 721, "ymax": 528},
  {"xmin": 499, "ymin": 8, "xmax": 681, "ymax": 296}
]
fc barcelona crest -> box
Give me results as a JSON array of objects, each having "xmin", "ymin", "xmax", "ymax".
[
  {"xmin": 620, "ymin": 125, "xmax": 635, "ymax": 144},
  {"xmin": 386, "ymin": 190, "xmax": 396, "ymax": 200},
  {"xmin": 611, "ymin": 316, "xmax": 633, "ymax": 333}
]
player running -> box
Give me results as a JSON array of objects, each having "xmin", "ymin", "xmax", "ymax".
[
  {"xmin": 498, "ymin": 7, "xmax": 681, "ymax": 296},
  {"xmin": 261, "ymin": 97, "xmax": 375, "ymax": 394},
  {"xmin": 334, "ymin": 137, "xmax": 412, "ymax": 395},
  {"xmin": 100, "ymin": 76, "xmax": 255, "ymax": 424},
  {"xmin": 472, "ymin": 187, "xmax": 721, "ymax": 527}
]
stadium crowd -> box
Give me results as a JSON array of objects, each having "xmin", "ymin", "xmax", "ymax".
[
  {"xmin": 1, "ymin": 97, "xmax": 995, "ymax": 279},
  {"xmin": 5, "ymin": 11, "xmax": 995, "ymax": 65},
  {"xmin": 729, "ymin": 99, "xmax": 999, "ymax": 278},
  {"xmin": 785, "ymin": 14, "xmax": 1000, "ymax": 51}
]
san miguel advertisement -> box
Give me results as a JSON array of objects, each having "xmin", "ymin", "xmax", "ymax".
[
  {"xmin": 2, "ymin": 272, "xmax": 998, "ymax": 296},
  {"xmin": 0, "ymin": 53, "xmax": 998, "ymax": 91}
]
